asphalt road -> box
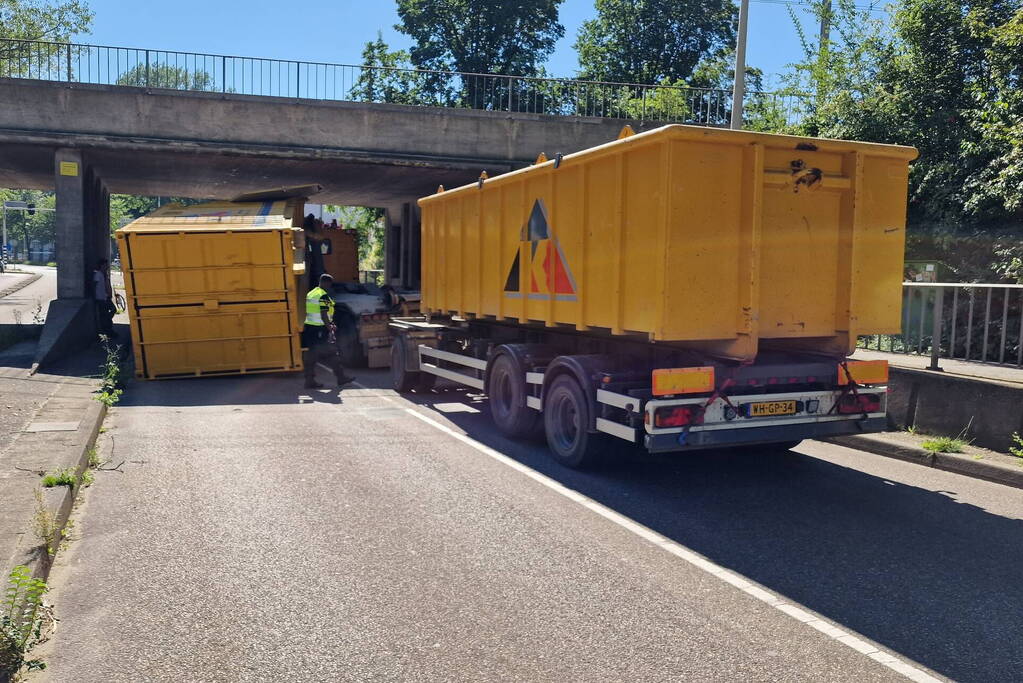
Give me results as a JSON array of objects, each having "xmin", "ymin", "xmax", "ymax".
[
  {"xmin": 35, "ymin": 368, "xmax": 1023, "ymax": 682},
  {"xmin": 0, "ymin": 264, "xmax": 56, "ymax": 325}
]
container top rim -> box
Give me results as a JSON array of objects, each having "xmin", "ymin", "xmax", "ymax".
[{"xmin": 418, "ymin": 123, "xmax": 919, "ymax": 205}]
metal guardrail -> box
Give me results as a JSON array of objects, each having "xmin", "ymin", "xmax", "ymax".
[
  {"xmin": 860, "ymin": 282, "xmax": 1023, "ymax": 369},
  {"xmin": 0, "ymin": 38, "xmax": 808, "ymax": 127}
]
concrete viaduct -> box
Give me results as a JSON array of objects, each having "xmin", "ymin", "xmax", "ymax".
[{"xmin": 0, "ymin": 77, "xmax": 658, "ymax": 366}]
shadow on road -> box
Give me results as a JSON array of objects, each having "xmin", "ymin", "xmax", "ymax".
[
  {"xmin": 117, "ymin": 368, "xmax": 355, "ymax": 407},
  {"xmin": 384, "ymin": 376, "xmax": 1022, "ymax": 683}
]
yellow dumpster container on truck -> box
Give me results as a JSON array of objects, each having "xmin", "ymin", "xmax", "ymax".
[
  {"xmin": 418, "ymin": 124, "xmax": 918, "ymax": 361},
  {"xmin": 117, "ymin": 200, "xmax": 305, "ymax": 379}
]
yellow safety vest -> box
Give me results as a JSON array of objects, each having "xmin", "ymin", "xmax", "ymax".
[{"xmin": 305, "ymin": 286, "xmax": 334, "ymax": 326}]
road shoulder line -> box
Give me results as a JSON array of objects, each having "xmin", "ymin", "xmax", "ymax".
[{"xmin": 374, "ymin": 389, "xmax": 943, "ymax": 683}]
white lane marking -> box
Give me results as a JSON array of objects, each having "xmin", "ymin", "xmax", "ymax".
[{"xmin": 353, "ymin": 382, "xmax": 943, "ymax": 683}]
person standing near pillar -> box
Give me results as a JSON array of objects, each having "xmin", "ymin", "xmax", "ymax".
[
  {"xmin": 93, "ymin": 258, "xmax": 116, "ymax": 337},
  {"xmin": 303, "ymin": 273, "xmax": 354, "ymax": 389}
]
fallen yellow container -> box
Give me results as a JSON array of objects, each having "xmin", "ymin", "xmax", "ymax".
[
  {"xmin": 117, "ymin": 200, "xmax": 305, "ymax": 379},
  {"xmin": 419, "ymin": 124, "xmax": 918, "ymax": 361}
]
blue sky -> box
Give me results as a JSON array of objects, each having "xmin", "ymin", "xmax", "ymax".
[{"xmin": 79, "ymin": 0, "xmax": 861, "ymax": 88}]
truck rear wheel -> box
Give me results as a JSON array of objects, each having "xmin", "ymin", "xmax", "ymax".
[
  {"xmin": 335, "ymin": 313, "xmax": 367, "ymax": 367},
  {"xmin": 543, "ymin": 374, "xmax": 605, "ymax": 469},
  {"xmin": 487, "ymin": 354, "xmax": 540, "ymax": 438},
  {"xmin": 391, "ymin": 335, "xmax": 418, "ymax": 393}
]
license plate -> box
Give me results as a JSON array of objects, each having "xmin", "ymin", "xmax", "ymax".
[{"xmin": 746, "ymin": 400, "xmax": 797, "ymax": 417}]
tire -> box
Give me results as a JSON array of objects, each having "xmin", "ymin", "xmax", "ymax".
[
  {"xmin": 391, "ymin": 335, "xmax": 418, "ymax": 393},
  {"xmin": 335, "ymin": 315, "xmax": 367, "ymax": 368},
  {"xmin": 487, "ymin": 353, "xmax": 541, "ymax": 438},
  {"xmin": 543, "ymin": 374, "xmax": 606, "ymax": 469},
  {"xmin": 416, "ymin": 373, "xmax": 436, "ymax": 393}
]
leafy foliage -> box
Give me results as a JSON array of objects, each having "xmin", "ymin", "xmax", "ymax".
[
  {"xmin": 115, "ymin": 62, "xmax": 216, "ymax": 91},
  {"xmin": 574, "ymin": 0, "xmax": 736, "ymax": 84},
  {"xmin": 922, "ymin": 436, "xmax": 969, "ymax": 453},
  {"xmin": 110, "ymin": 195, "xmax": 204, "ymax": 235},
  {"xmin": 0, "ymin": 0, "xmax": 91, "ymax": 42},
  {"xmin": 0, "ymin": 0, "xmax": 92, "ymax": 80},
  {"xmin": 0, "ymin": 189, "xmax": 54, "ymax": 261},
  {"xmin": 1011, "ymin": 432, "xmax": 1023, "ymax": 459},
  {"xmin": 1, "ymin": 565, "xmax": 48, "ymax": 676},
  {"xmin": 40, "ymin": 467, "xmax": 77, "ymax": 488},
  {"xmin": 784, "ymin": 0, "xmax": 1023, "ymax": 281},
  {"xmin": 327, "ymin": 207, "xmax": 386, "ymax": 272},
  {"xmin": 95, "ymin": 334, "xmax": 123, "ymax": 406},
  {"xmin": 350, "ymin": 32, "xmax": 429, "ymax": 106},
  {"xmin": 396, "ymin": 0, "xmax": 565, "ymax": 76}
]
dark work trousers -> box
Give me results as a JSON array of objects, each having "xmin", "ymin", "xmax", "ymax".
[
  {"xmin": 94, "ymin": 299, "xmax": 116, "ymax": 336},
  {"xmin": 302, "ymin": 326, "xmax": 344, "ymax": 384}
]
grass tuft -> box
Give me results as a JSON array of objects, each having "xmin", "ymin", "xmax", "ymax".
[
  {"xmin": 922, "ymin": 437, "xmax": 968, "ymax": 454},
  {"xmin": 40, "ymin": 468, "xmax": 77, "ymax": 489}
]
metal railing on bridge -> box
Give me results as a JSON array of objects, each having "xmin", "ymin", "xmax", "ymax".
[
  {"xmin": 859, "ymin": 282, "xmax": 1023, "ymax": 369},
  {"xmin": 0, "ymin": 38, "xmax": 809, "ymax": 128}
]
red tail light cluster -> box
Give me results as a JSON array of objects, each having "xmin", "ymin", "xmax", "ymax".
[
  {"xmin": 654, "ymin": 405, "xmax": 703, "ymax": 427},
  {"xmin": 837, "ymin": 393, "xmax": 881, "ymax": 415}
]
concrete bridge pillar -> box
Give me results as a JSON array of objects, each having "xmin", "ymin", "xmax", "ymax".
[{"xmin": 32, "ymin": 148, "xmax": 110, "ymax": 371}]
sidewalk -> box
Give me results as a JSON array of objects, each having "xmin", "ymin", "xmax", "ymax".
[
  {"xmin": 0, "ymin": 342, "xmax": 111, "ymax": 576},
  {"xmin": 0, "ymin": 269, "xmax": 42, "ymax": 299},
  {"xmin": 839, "ymin": 347, "xmax": 1023, "ymax": 489},
  {"xmin": 853, "ymin": 348, "xmax": 1023, "ymax": 386}
]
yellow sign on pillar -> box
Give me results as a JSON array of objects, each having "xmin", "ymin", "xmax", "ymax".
[{"xmin": 59, "ymin": 161, "xmax": 79, "ymax": 177}]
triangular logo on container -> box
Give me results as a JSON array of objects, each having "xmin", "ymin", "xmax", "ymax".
[{"xmin": 504, "ymin": 199, "xmax": 578, "ymax": 301}]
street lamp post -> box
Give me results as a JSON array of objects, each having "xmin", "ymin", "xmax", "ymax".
[{"xmin": 730, "ymin": 0, "xmax": 751, "ymax": 130}]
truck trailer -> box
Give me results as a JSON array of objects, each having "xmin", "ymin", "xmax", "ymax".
[{"xmin": 389, "ymin": 124, "xmax": 917, "ymax": 468}]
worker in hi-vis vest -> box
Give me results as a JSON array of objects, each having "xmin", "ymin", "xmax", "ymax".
[{"xmin": 302, "ymin": 273, "xmax": 354, "ymax": 389}]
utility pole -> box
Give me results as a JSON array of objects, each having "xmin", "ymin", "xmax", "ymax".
[
  {"xmin": 819, "ymin": 0, "xmax": 832, "ymax": 56},
  {"xmin": 730, "ymin": 0, "xmax": 750, "ymax": 130}
]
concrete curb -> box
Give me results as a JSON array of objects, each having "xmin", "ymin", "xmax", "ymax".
[
  {"xmin": 34, "ymin": 399, "xmax": 106, "ymax": 574},
  {"xmin": 1, "ymin": 385, "xmax": 107, "ymax": 580},
  {"xmin": 0, "ymin": 272, "xmax": 42, "ymax": 299},
  {"xmin": 827, "ymin": 433, "xmax": 1023, "ymax": 490}
]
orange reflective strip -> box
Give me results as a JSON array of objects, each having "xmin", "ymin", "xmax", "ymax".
[
  {"xmin": 652, "ymin": 367, "xmax": 715, "ymax": 396},
  {"xmin": 838, "ymin": 360, "xmax": 889, "ymax": 385}
]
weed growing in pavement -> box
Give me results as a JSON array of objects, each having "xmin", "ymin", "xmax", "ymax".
[
  {"xmin": 0, "ymin": 566, "xmax": 49, "ymax": 677},
  {"xmin": 905, "ymin": 424, "xmax": 919, "ymax": 435},
  {"xmin": 922, "ymin": 436, "xmax": 969, "ymax": 453},
  {"xmin": 31, "ymin": 490, "xmax": 56, "ymax": 557},
  {"xmin": 95, "ymin": 336, "xmax": 124, "ymax": 407},
  {"xmin": 87, "ymin": 446, "xmax": 100, "ymax": 468},
  {"xmin": 30, "ymin": 299, "xmax": 44, "ymax": 326},
  {"xmin": 1010, "ymin": 433, "xmax": 1023, "ymax": 462},
  {"xmin": 39, "ymin": 468, "xmax": 77, "ymax": 489}
]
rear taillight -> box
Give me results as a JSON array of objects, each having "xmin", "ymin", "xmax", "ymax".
[
  {"xmin": 837, "ymin": 393, "xmax": 881, "ymax": 414},
  {"xmin": 654, "ymin": 405, "xmax": 703, "ymax": 427}
]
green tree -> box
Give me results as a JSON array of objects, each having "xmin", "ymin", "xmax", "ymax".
[
  {"xmin": 334, "ymin": 207, "xmax": 386, "ymax": 272},
  {"xmin": 0, "ymin": 189, "xmax": 55, "ymax": 262},
  {"xmin": 0, "ymin": 0, "xmax": 93, "ymax": 77},
  {"xmin": 351, "ymin": 32, "xmax": 429, "ymax": 105},
  {"xmin": 574, "ymin": 0, "xmax": 736, "ymax": 84},
  {"xmin": 115, "ymin": 63, "xmax": 216, "ymax": 91},
  {"xmin": 395, "ymin": 0, "xmax": 565, "ymax": 108},
  {"xmin": 109, "ymin": 195, "xmax": 204, "ymax": 234},
  {"xmin": 0, "ymin": 0, "xmax": 92, "ymax": 42},
  {"xmin": 784, "ymin": 0, "xmax": 1023, "ymax": 281},
  {"xmin": 395, "ymin": 0, "xmax": 565, "ymax": 76}
]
